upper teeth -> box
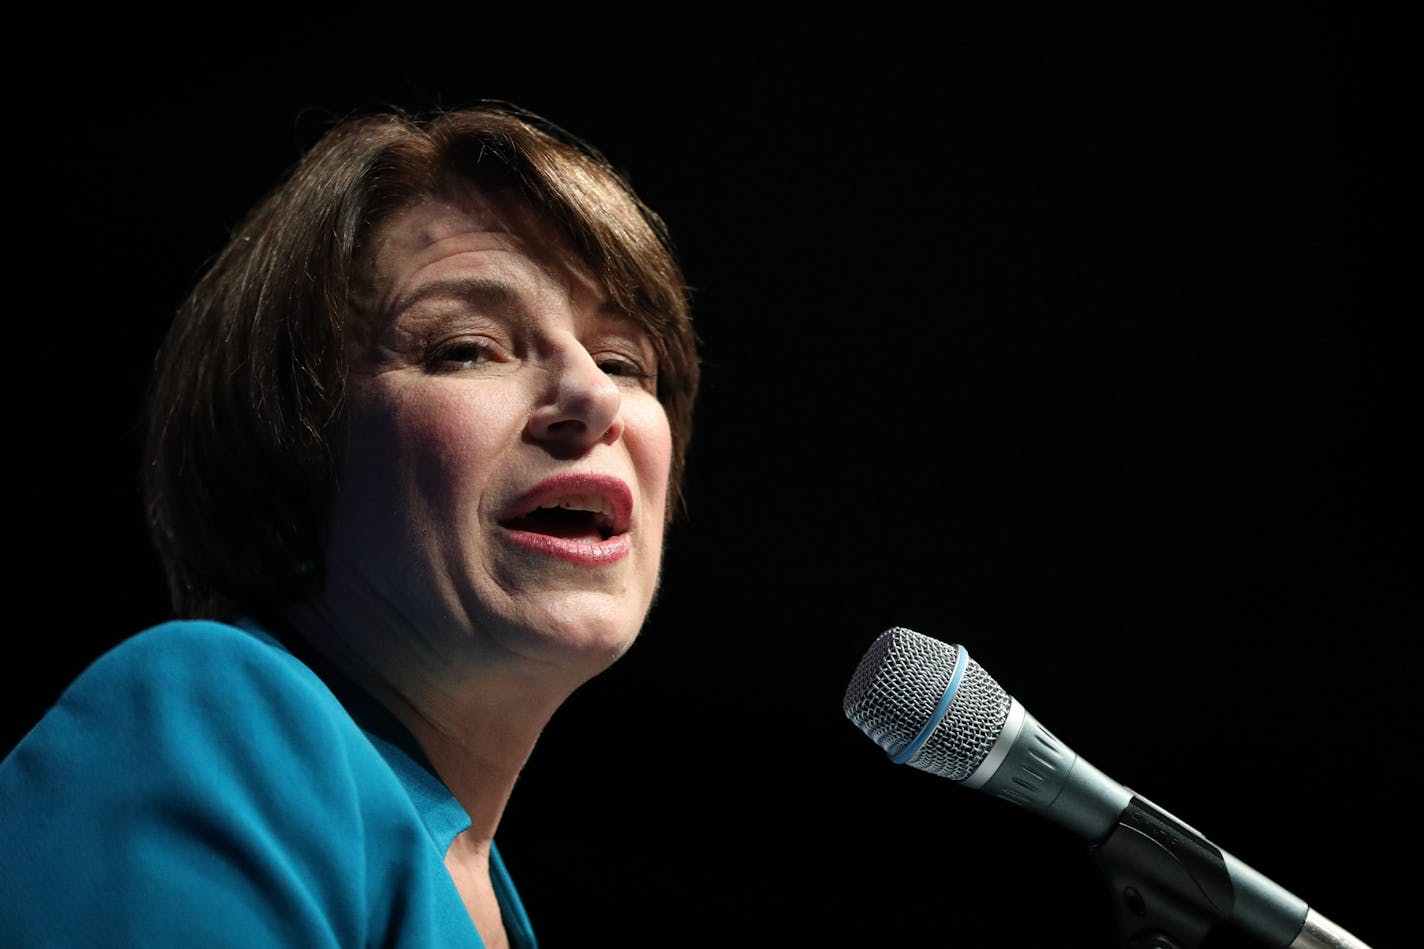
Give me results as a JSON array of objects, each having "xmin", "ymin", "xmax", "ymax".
[{"xmin": 537, "ymin": 494, "xmax": 614, "ymax": 518}]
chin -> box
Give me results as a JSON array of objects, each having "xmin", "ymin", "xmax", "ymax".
[
  {"xmin": 494, "ymin": 603, "xmax": 645, "ymax": 677},
  {"xmin": 554, "ymin": 620, "xmax": 642, "ymax": 671}
]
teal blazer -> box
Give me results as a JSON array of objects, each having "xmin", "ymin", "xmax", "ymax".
[{"xmin": 0, "ymin": 618, "xmax": 537, "ymax": 947}]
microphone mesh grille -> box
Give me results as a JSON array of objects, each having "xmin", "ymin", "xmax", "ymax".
[{"xmin": 842, "ymin": 626, "xmax": 1012, "ymax": 781}]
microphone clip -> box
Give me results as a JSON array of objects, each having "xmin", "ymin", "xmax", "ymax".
[{"xmin": 1088, "ymin": 795, "xmax": 1235, "ymax": 949}]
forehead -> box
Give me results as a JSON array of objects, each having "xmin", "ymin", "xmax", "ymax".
[
  {"xmin": 353, "ymin": 180, "xmax": 615, "ymax": 329},
  {"xmin": 367, "ymin": 182, "xmax": 592, "ymax": 295}
]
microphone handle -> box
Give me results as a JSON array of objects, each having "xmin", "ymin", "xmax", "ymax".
[{"xmin": 967, "ymin": 702, "xmax": 1372, "ymax": 948}]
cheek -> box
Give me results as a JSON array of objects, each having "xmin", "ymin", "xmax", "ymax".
[
  {"xmin": 628, "ymin": 400, "xmax": 674, "ymax": 524},
  {"xmin": 342, "ymin": 380, "xmax": 513, "ymax": 525},
  {"xmin": 400, "ymin": 391, "xmax": 513, "ymax": 512}
]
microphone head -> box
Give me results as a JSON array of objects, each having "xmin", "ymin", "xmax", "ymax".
[{"xmin": 843, "ymin": 626, "xmax": 1013, "ymax": 781}]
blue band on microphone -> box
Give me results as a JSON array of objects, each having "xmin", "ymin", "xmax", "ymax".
[{"xmin": 890, "ymin": 644, "xmax": 968, "ymax": 765}]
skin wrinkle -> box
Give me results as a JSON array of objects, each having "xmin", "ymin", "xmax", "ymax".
[
  {"xmin": 281, "ymin": 170, "xmax": 677, "ymax": 946},
  {"xmin": 292, "ymin": 175, "xmax": 672, "ymax": 767}
]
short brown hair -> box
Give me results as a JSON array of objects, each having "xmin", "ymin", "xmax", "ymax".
[{"xmin": 142, "ymin": 102, "xmax": 700, "ymax": 622}]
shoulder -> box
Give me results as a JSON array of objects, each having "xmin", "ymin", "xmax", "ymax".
[
  {"xmin": 78, "ymin": 617, "xmax": 320, "ymax": 695},
  {"xmin": 0, "ymin": 619, "xmax": 450, "ymax": 946},
  {"xmin": 45, "ymin": 621, "xmax": 328, "ymax": 758},
  {"xmin": 44, "ymin": 618, "xmax": 379, "ymax": 781},
  {"xmin": 4, "ymin": 618, "xmax": 412, "ymax": 809},
  {"xmin": 4, "ymin": 618, "xmax": 373, "ymax": 801}
]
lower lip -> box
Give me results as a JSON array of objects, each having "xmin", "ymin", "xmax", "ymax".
[{"xmin": 501, "ymin": 530, "xmax": 632, "ymax": 566}]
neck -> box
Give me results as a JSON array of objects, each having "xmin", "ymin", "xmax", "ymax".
[{"xmin": 275, "ymin": 598, "xmax": 575, "ymax": 838}]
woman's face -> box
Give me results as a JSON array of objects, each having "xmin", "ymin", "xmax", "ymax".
[{"xmin": 321, "ymin": 182, "xmax": 673, "ymax": 676}]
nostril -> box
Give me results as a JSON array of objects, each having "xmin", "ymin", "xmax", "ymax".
[{"xmin": 528, "ymin": 380, "xmax": 624, "ymax": 446}]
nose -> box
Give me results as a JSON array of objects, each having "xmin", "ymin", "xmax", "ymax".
[{"xmin": 526, "ymin": 347, "xmax": 625, "ymax": 450}]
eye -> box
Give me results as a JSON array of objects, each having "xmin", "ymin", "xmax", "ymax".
[
  {"xmin": 597, "ymin": 356, "xmax": 650, "ymax": 378},
  {"xmin": 428, "ymin": 338, "xmax": 501, "ymax": 372},
  {"xmin": 585, "ymin": 322, "xmax": 658, "ymax": 390},
  {"xmin": 594, "ymin": 352, "xmax": 658, "ymax": 392}
]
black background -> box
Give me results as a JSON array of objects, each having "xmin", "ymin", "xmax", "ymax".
[{"xmin": 10, "ymin": 8, "xmax": 1412, "ymax": 948}]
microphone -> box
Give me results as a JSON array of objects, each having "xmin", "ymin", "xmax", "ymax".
[{"xmin": 842, "ymin": 626, "xmax": 1370, "ymax": 949}]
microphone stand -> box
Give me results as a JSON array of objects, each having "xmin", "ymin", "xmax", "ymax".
[{"xmin": 1086, "ymin": 796, "xmax": 1370, "ymax": 949}]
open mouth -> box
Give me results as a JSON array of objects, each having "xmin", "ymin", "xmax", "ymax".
[
  {"xmin": 497, "ymin": 477, "xmax": 634, "ymax": 563},
  {"xmin": 502, "ymin": 495, "xmax": 617, "ymax": 542}
]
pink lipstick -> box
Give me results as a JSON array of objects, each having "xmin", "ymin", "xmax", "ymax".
[{"xmin": 497, "ymin": 474, "xmax": 634, "ymax": 566}]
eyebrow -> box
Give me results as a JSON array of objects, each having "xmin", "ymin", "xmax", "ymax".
[
  {"xmin": 390, "ymin": 276, "xmax": 629, "ymax": 323},
  {"xmin": 389, "ymin": 277, "xmax": 519, "ymax": 317}
]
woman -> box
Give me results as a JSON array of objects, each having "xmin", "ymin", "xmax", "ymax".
[{"xmin": 0, "ymin": 103, "xmax": 700, "ymax": 947}]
